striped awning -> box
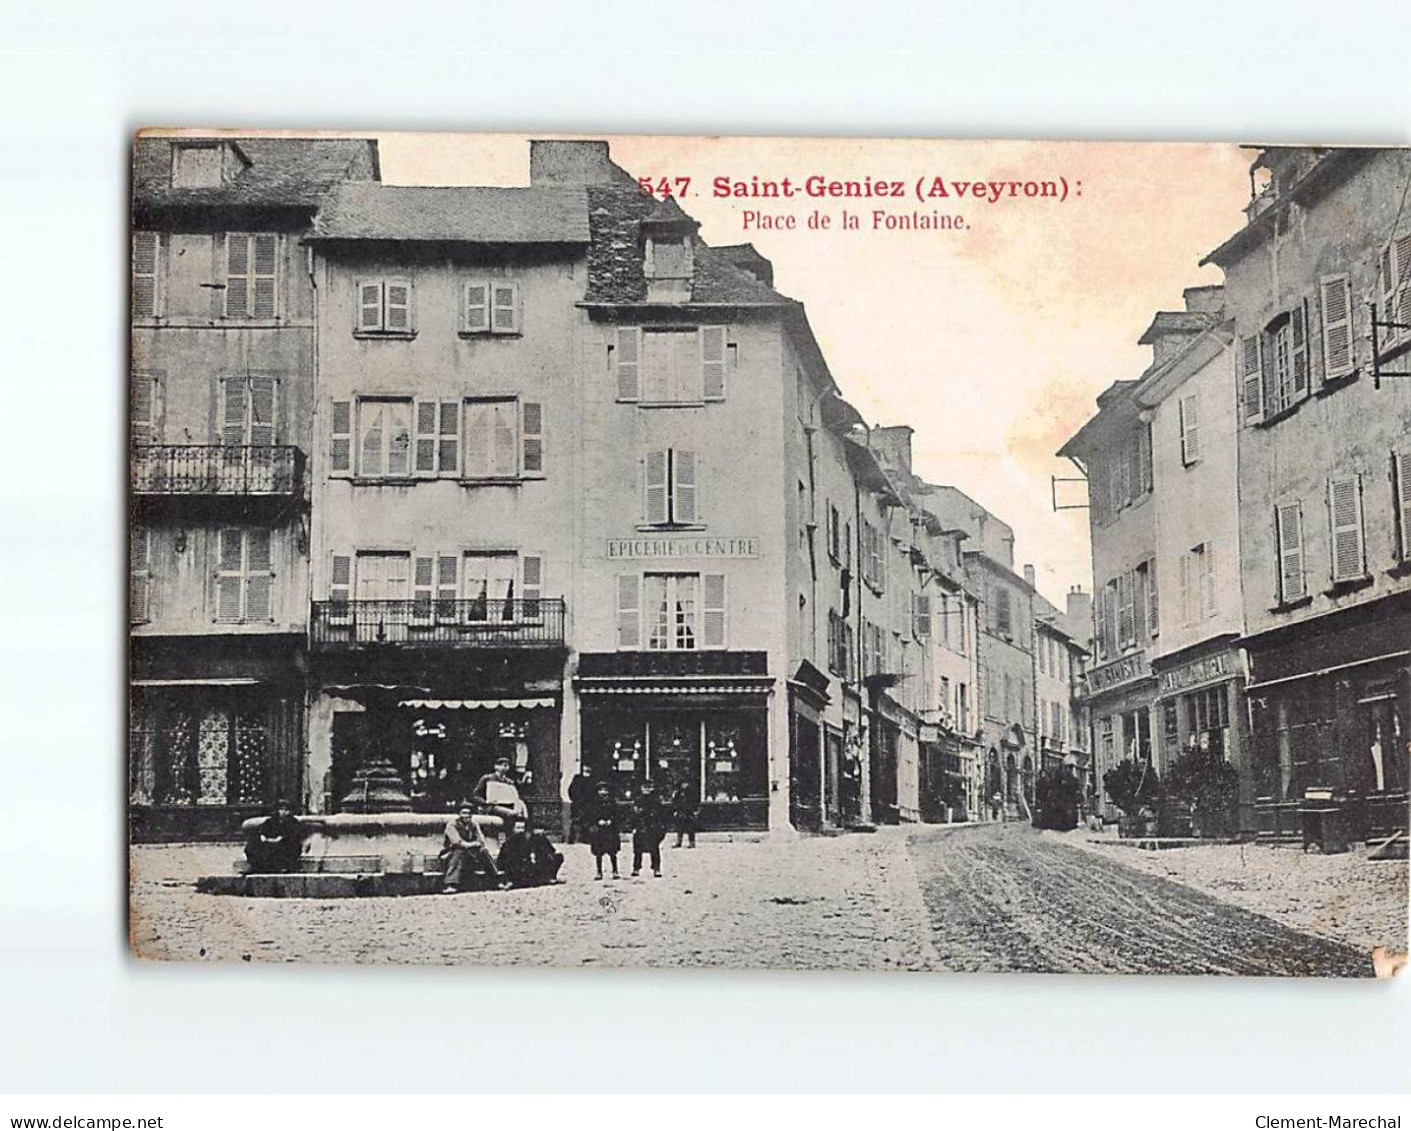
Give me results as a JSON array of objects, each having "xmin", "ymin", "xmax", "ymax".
[
  {"xmin": 398, "ymin": 697, "xmax": 555, "ymax": 711},
  {"xmin": 575, "ymin": 682, "xmax": 772, "ymax": 696}
]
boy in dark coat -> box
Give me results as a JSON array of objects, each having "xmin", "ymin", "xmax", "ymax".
[
  {"xmin": 566, "ymin": 769, "xmax": 593, "ymax": 844},
  {"xmin": 498, "ymin": 822, "xmax": 565, "ymax": 888},
  {"xmin": 670, "ymin": 780, "xmax": 699, "ymax": 849},
  {"xmin": 245, "ymin": 799, "xmax": 304, "ymax": 874},
  {"xmin": 586, "ymin": 782, "xmax": 620, "ymax": 880},
  {"xmin": 632, "ymin": 780, "xmax": 668, "ymax": 878}
]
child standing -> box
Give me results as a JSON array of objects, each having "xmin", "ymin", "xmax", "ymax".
[
  {"xmin": 670, "ymin": 780, "xmax": 699, "ymax": 849},
  {"xmin": 587, "ymin": 782, "xmax": 620, "ymax": 880},
  {"xmin": 632, "ymin": 779, "xmax": 668, "ymax": 878}
]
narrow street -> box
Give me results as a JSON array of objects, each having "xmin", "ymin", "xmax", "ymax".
[
  {"xmin": 131, "ymin": 824, "xmax": 1385, "ymax": 976},
  {"xmin": 908, "ymin": 824, "xmax": 1375, "ymax": 977}
]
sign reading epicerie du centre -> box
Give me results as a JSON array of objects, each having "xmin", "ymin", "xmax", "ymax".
[{"xmin": 606, "ymin": 536, "xmax": 760, "ymax": 560}]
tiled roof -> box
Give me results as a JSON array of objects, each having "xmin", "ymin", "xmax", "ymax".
[
  {"xmin": 1136, "ymin": 309, "xmax": 1219, "ymax": 344},
  {"xmin": 310, "ymin": 184, "xmax": 590, "ymax": 244},
  {"xmin": 132, "ymin": 136, "xmax": 378, "ymax": 212},
  {"xmin": 583, "ymin": 185, "xmax": 796, "ymax": 306}
]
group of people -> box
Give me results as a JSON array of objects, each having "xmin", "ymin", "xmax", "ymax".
[
  {"xmin": 244, "ymin": 759, "xmax": 700, "ymax": 894},
  {"xmin": 568, "ymin": 772, "xmax": 699, "ymax": 881}
]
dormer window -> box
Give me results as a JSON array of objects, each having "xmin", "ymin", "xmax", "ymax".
[
  {"xmin": 171, "ymin": 143, "xmax": 223, "ymax": 188},
  {"xmin": 645, "ymin": 235, "xmax": 692, "ymax": 281}
]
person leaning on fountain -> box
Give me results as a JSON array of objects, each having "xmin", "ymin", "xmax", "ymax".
[
  {"xmin": 472, "ymin": 756, "xmax": 529, "ymax": 832},
  {"xmin": 439, "ymin": 802, "xmax": 505, "ymax": 893},
  {"xmin": 244, "ymin": 798, "xmax": 304, "ymax": 874}
]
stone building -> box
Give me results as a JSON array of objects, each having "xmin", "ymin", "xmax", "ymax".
[
  {"xmin": 129, "ymin": 136, "xmax": 380, "ymax": 841},
  {"xmin": 1203, "ymin": 146, "xmax": 1411, "ymax": 842}
]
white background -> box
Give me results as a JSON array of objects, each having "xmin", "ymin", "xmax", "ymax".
[{"xmin": 2, "ymin": 0, "xmax": 1409, "ymax": 1096}]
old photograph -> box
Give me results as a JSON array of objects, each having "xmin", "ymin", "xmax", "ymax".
[{"xmin": 127, "ymin": 131, "xmax": 1410, "ymax": 975}]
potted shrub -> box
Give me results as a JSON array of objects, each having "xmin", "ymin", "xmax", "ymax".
[
  {"xmin": 1166, "ymin": 746, "xmax": 1240, "ymax": 838},
  {"xmin": 1034, "ymin": 764, "xmax": 1082, "ymax": 831},
  {"xmin": 1103, "ymin": 759, "xmax": 1162, "ymax": 837}
]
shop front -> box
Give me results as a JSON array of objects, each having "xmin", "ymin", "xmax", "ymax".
[
  {"xmin": 1083, "ymin": 648, "xmax": 1157, "ymax": 822},
  {"xmin": 787, "ymin": 662, "xmax": 831, "ymax": 832},
  {"xmin": 575, "ymin": 651, "xmax": 774, "ymax": 831}
]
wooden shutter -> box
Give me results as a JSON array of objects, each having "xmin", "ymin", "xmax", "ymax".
[
  {"xmin": 464, "ymin": 282, "xmax": 490, "ymax": 333},
  {"xmin": 1320, "ymin": 274, "xmax": 1354, "ymax": 380},
  {"xmin": 245, "ymin": 530, "xmax": 273, "ymax": 622},
  {"xmin": 329, "ymin": 554, "xmax": 352, "ymax": 624},
  {"xmin": 385, "ymin": 278, "xmax": 411, "ymax": 332},
  {"xmin": 221, "ymin": 377, "xmax": 247, "ymax": 446},
  {"xmin": 1328, "ymin": 476, "xmax": 1365, "ymax": 583},
  {"xmin": 132, "ymin": 232, "xmax": 160, "ymax": 319},
  {"xmin": 1132, "ymin": 567, "xmax": 1148, "ymax": 642},
  {"xmin": 130, "ymin": 528, "xmax": 151, "ymax": 623},
  {"xmin": 521, "ymin": 554, "xmax": 543, "ymax": 620},
  {"xmin": 216, "ymin": 528, "xmax": 245, "ymax": 623},
  {"xmin": 414, "ymin": 401, "xmax": 438, "ymax": 475},
  {"xmin": 1178, "ymin": 552, "xmax": 1192, "ymax": 627},
  {"xmin": 644, "ymin": 450, "xmax": 668, "ymax": 525},
  {"xmin": 1201, "ymin": 542, "xmax": 1217, "ymax": 620},
  {"xmin": 1290, "ymin": 301, "xmax": 1309, "ymax": 398},
  {"xmin": 1276, "ymin": 504, "xmax": 1305, "ymax": 603},
  {"xmin": 248, "ymin": 376, "xmax": 277, "ymax": 446},
  {"xmin": 131, "ymin": 374, "xmax": 158, "ymax": 447},
  {"xmin": 673, "ymin": 449, "xmax": 697, "ymax": 523},
  {"xmin": 1396, "ymin": 452, "xmax": 1411, "ymax": 564},
  {"xmin": 252, "ymin": 234, "xmax": 278, "ymax": 319},
  {"xmin": 1138, "ymin": 421, "xmax": 1153, "ymax": 492},
  {"xmin": 225, "ymin": 235, "xmax": 250, "ymax": 318},
  {"xmin": 913, "ymin": 593, "xmax": 932, "ymax": 638},
  {"xmin": 1240, "ymin": 334, "xmax": 1264, "ymax": 423},
  {"xmin": 616, "ymin": 574, "xmax": 641, "ymax": 649},
  {"xmin": 1179, "ymin": 394, "xmax": 1200, "ymax": 464},
  {"xmin": 703, "ymin": 573, "xmax": 727, "ymax": 649},
  {"xmin": 330, "ymin": 400, "xmax": 352, "ymax": 474},
  {"xmin": 434, "ymin": 401, "xmax": 459, "ymax": 475},
  {"xmin": 491, "ymin": 282, "xmax": 518, "ymax": 333},
  {"xmin": 1397, "ymin": 233, "xmax": 1411, "ymax": 342},
  {"xmin": 701, "ymin": 326, "xmax": 727, "ymax": 400},
  {"xmin": 1383, "ymin": 234, "xmax": 1411, "ymax": 350},
  {"xmin": 412, "ymin": 556, "xmax": 435, "ymax": 624},
  {"xmin": 1147, "ymin": 557, "xmax": 1159, "ymax": 637},
  {"xmin": 521, "ymin": 402, "xmax": 544, "ymax": 476},
  {"xmin": 357, "ymin": 281, "xmax": 383, "ymax": 332},
  {"xmin": 436, "ymin": 555, "xmax": 459, "ymax": 621},
  {"xmin": 615, "ymin": 327, "xmax": 640, "ymax": 401}
]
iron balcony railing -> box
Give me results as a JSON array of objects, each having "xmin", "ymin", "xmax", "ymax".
[
  {"xmin": 131, "ymin": 445, "xmax": 303, "ymax": 496},
  {"xmin": 311, "ymin": 598, "xmax": 566, "ymax": 650}
]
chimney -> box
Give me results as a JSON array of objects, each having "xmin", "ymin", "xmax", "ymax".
[
  {"xmin": 529, "ymin": 140, "xmax": 617, "ymax": 186},
  {"xmin": 1183, "ymin": 284, "xmax": 1224, "ymax": 316},
  {"xmin": 1066, "ymin": 585, "xmax": 1092, "ymax": 646},
  {"xmin": 1023, "ymin": 564, "xmax": 1036, "ymax": 589},
  {"xmin": 869, "ymin": 425, "xmax": 914, "ymax": 477}
]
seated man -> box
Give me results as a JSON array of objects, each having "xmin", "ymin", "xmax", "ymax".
[
  {"xmin": 439, "ymin": 803, "xmax": 504, "ymax": 893},
  {"xmin": 245, "ymin": 799, "xmax": 304, "ymax": 874},
  {"xmin": 473, "ymin": 757, "xmax": 529, "ymax": 832},
  {"xmin": 497, "ymin": 822, "xmax": 565, "ymax": 888}
]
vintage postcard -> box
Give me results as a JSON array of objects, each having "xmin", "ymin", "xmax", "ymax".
[{"xmin": 127, "ymin": 130, "xmax": 1410, "ymax": 975}]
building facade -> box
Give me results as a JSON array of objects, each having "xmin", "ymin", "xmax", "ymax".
[
  {"xmin": 1205, "ymin": 147, "xmax": 1411, "ymax": 842},
  {"xmin": 129, "ymin": 136, "xmax": 379, "ymax": 841}
]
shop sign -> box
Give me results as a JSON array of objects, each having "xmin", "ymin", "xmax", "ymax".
[
  {"xmin": 607, "ymin": 536, "xmax": 759, "ymax": 560},
  {"xmin": 1085, "ymin": 650, "xmax": 1151, "ymax": 696},
  {"xmin": 1158, "ymin": 653, "xmax": 1231, "ymax": 694}
]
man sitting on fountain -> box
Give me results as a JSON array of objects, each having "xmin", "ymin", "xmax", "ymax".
[
  {"xmin": 497, "ymin": 819, "xmax": 565, "ymax": 888},
  {"xmin": 245, "ymin": 798, "xmax": 304, "ymax": 874},
  {"xmin": 472, "ymin": 756, "xmax": 529, "ymax": 833},
  {"xmin": 439, "ymin": 802, "xmax": 504, "ymax": 893}
]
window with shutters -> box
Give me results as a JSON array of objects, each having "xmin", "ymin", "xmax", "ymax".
[
  {"xmin": 860, "ymin": 520, "xmax": 886, "ymax": 593},
  {"xmin": 220, "ymin": 375, "xmax": 279, "ymax": 446},
  {"xmin": 354, "ymin": 277, "xmax": 414, "ymax": 336},
  {"xmin": 1178, "ymin": 393, "xmax": 1201, "ymax": 465},
  {"xmin": 643, "ymin": 448, "xmax": 701, "ymax": 526},
  {"xmin": 356, "ymin": 398, "xmax": 413, "ymax": 479},
  {"xmin": 464, "ymin": 399, "xmax": 520, "ymax": 480},
  {"xmin": 130, "ymin": 527, "xmax": 152, "ymax": 624},
  {"xmin": 827, "ymin": 503, "xmax": 841, "ymax": 564},
  {"xmin": 132, "ymin": 232, "xmax": 163, "ymax": 319},
  {"xmin": 1376, "ymin": 231, "xmax": 1411, "ymax": 359},
  {"xmin": 461, "ymin": 280, "xmax": 521, "ymax": 336},
  {"xmin": 131, "ymin": 373, "xmax": 161, "ymax": 447},
  {"xmin": 1255, "ymin": 304, "xmax": 1311, "ymax": 421},
  {"xmin": 1395, "ymin": 451, "xmax": 1411, "ymax": 566},
  {"xmin": 1319, "ymin": 274, "xmax": 1356, "ymax": 382},
  {"xmin": 224, "ymin": 234, "xmax": 279, "ymax": 320},
  {"xmin": 1328, "ymin": 475, "xmax": 1366, "ymax": 584},
  {"xmin": 612, "ymin": 326, "xmax": 729, "ymax": 405},
  {"xmin": 621, "ymin": 571, "xmax": 726, "ymax": 651},
  {"xmin": 214, "ymin": 529, "xmax": 274, "ymax": 624},
  {"xmin": 912, "ymin": 593, "xmax": 932, "ymax": 639},
  {"xmin": 413, "ymin": 400, "xmax": 461, "ymax": 477},
  {"xmin": 1275, "ymin": 502, "xmax": 1307, "ymax": 605}
]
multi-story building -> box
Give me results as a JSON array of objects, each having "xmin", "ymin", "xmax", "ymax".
[
  {"xmin": 129, "ymin": 135, "xmax": 380, "ymax": 841},
  {"xmin": 1203, "ymin": 146, "xmax": 1411, "ymax": 841},
  {"xmin": 1034, "ymin": 588, "xmax": 1092, "ymax": 794}
]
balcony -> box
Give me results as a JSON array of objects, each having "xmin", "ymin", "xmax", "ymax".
[
  {"xmin": 131, "ymin": 445, "xmax": 303, "ymax": 497},
  {"xmin": 310, "ymin": 599, "xmax": 566, "ymax": 651}
]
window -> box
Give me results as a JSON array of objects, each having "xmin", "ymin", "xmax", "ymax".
[
  {"xmin": 1178, "ymin": 393, "xmax": 1201, "ymax": 464},
  {"xmin": 644, "ymin": 448, "xmax": 700, "ymax": 525},
  {"xmin": 1253, "ymin": 303, "xmax": 1311, "ymax": 421},
  {"xmin": 957, "ymin": 683, "xmax": 970, "ymax": 731},
  {"xmin": 225, "ymin": 234, "xmax": 278, "ymax": 320},
  {"xmin": 1328, "ymin": 475, "xmax": 1366, "ymax": 583},
  {"xmin": 355, "ymin": 277, "xmax": 413, "ymax": 335},
  {"xmin": 414, "ymin": 400, "xmax": 461, "ymax": 476},
  {"xmin": 912, "ymin": 593, "xmax": 932, "ymax": 639},
  {"xmin": 1376, "ymin": 232, "xmax": 1411, "ymax": 357},
  {"xmin": 462, "ymin": 280, "xmax": 520, "ymax": 335},
  {"xmin": 938, "ymin": 592, "xmax": 952, "ymax": 648},
  {"xmin": 357, "ymin": 398, "xmax": 413, "ymax": 478},
  {"xmin": 1319, "ymin": 274, "xmax": 1355, "ymax": 381},
  {"xmin": 465, "ymin": 400, "xmax": 520, "ymax": 480},
  {"xmin": 827, "ymin": 503, "xmax": 841, "ymax": 563},
  {"xmin": 131, "ymin": 373, "xmax": 160, "ymax": 446},
  {"xmin": 612, "ymin": 327, "xmax": 728, "ymax": 404},
  {"xmin": 132, "ymin": 233, "xmax": 162, "ymax": 319},
  {"xmin": 221, "ymin": 375, "xmax": 278, "ymax": 447},
  {"xmin": 460, "ymin": 553, "xmax": 517, "ymax": 622},
  {"xmin": 171, "ymin": 143, "xmax": 222, "ymax": 188},
  {"xmin": 861, "ymin": 521, "xmax": 885, "ymax": 592},
  {"xmin": 1178, "ymin": 544, "xmax": 1215, "ymax": 626},
  {"xmin": 1276, "ymin": 502, "xmax": 1306, "ymax": 604},
  {"xmin": 1395, "ymin": 451, "xmax": 1411, "ymax": 565},
  {"xmin": 215, "ymin": 529, "xmax": 273, "ymax": 623},
  {"xmin": 620, "ymin": 572, "xmax": 726, "ymax": 651},
  {"xmin": 827, "ymin": 610, "xmax": 855, "ymax": 680},
  {"xmin": 131, "ymin": 528, "xmax": 152, "ymax": 623},
  {"xmin": 646, "ymin": 236, "xmax": 691, "ymax": 279}
]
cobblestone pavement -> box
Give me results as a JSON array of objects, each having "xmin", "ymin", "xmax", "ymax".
[
  {"xmin": 129, "ymin": 829, "xmax": 939, "ymax": 970},
  {"xmin": 908, "ymin": 823, "xmax": 1375, "ymax": 976}
]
